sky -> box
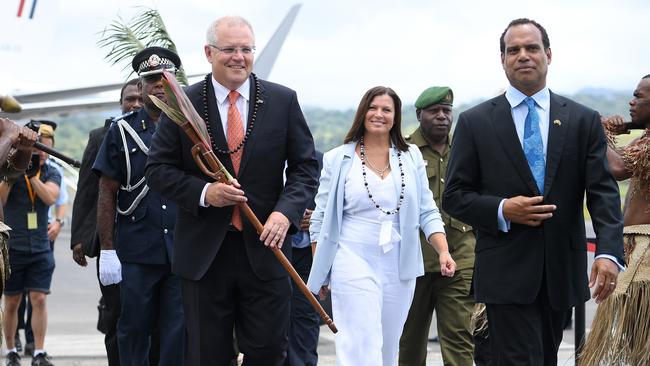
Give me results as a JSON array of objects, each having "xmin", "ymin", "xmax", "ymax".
[{"xmin": 1, "ymin": 0, "xmax": 648, "ymax": 109}]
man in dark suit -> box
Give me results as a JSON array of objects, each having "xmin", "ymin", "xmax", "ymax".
[
  {"xmin": 442, "ymin": 18, "xmax": 625, "ymax": 365},
  {"xmin": 145, "ymin": 16, "xmax": 319, "ymax": 366},
  {"xmin": 69, "ymin": 78, "xmax": 141, "ymax": 365}
]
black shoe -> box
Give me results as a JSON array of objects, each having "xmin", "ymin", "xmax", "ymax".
[
  {"xmin": 25, "ymin": 342, "xmax": 35, "ymax": 357},
  {"xmin": 14, "ymin": 334, "xmax": 22, "ymax": 353},
  {"xmin": 31, "ymin": 352, "xmax": 53, "ymax": 366},
  {"xmin": 5, "ymin": 351, "xmax": 21, "ymax": 366}
]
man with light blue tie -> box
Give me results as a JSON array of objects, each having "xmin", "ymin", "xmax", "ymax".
[{"xmin": 443, "ymin": 18, "xmax": 625, "ymax": 365}]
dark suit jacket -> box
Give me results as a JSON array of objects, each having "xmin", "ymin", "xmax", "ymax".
[
  {"xmin": 70, "ymin": 121, "xmax": 110, "ymax": 257},
  {"xmin": 442, "ymin": 91, "xmax": 624, "ymax": 310},
  {"xmin": 146, "ymin": 74, "xmax": 319, "ymax": 281},
  {"xmin": 307, "ymin": 151, "xmax": 323, "ymax": 211}
]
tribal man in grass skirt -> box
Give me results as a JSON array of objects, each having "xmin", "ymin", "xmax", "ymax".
[
  {"xmin": 581, "ymin": 74, "xmax": 650, "ymax": 365},
  {"xmin": 0, "ymin": 118, "xmax": 38, "ymax": 345}
]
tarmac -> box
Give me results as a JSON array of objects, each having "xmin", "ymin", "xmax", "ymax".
[{"xmin": 2, "ymin": 225, "xmax": 596, "ymax": 365}]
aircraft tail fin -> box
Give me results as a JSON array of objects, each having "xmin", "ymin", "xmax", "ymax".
[{"xmin": 253, "ymin": 4, "xmax": 301, "ymax": 80}]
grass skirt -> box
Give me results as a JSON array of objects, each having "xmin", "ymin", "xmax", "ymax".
[
  {"xmin": 0, "ymin": 221, "xmax": 11, "ymax": 348},
  {"xmin": 580, "ymin": 225, "xmax": 650, "ymax": 365}
]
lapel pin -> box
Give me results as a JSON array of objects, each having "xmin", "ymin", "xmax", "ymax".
[{"xmin": 553, "ymin": 119, "xmax": 561, "ymax": 126}]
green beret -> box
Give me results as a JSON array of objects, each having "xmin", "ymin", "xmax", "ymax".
[{"xmin": 415, "ymin": 86, "xmax": 453, "ymax": 109}]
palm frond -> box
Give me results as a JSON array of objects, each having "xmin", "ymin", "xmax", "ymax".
[
  {"xmin": 97, "ymin": 7, "xmax": 189, "ymax": 85},
  {"xmin": 97, "ymin": 14, "xmax": 146, "ymax": 76}
]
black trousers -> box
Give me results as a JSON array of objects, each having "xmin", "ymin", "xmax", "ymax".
[
  {"xmin": 96, "ymin": 257, "xmax": 121, "ymax": 366},
  {"xmin": 485, "ymin": 282, "xmax": 567, "ymax": 366},
  {"xmin": 285, "ymin": 246, "xmax": 320, "ymax": 366},
  {"xmin": 182, "ymin": 231, "xmax": 291, "ymax": 366}
]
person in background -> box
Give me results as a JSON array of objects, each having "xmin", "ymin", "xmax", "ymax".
[
  {"xmin": 70, "ymin": 78, "xmax": 142, "ymax": 365},
  {"xmin": 286, "ymin": 150, "xmax": 323, "ymax": 366},
  {"xmin": 1, "ymin": 120, "xmax": 60, "ymax": 366},
  {"xmin": 399, "ymin": 86, "xmax": 475, "ymax": 366},
  {"xmin": 15, "ymin": 120, "xmax": 68, "ymax": 357},
  {"xmin": 0, "ymin": 117, "xmax": 37, "ymax": 294}
]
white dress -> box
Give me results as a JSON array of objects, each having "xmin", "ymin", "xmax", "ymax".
[{"xmin": 331, "ymin": 154, "xmax": 416, "ymax": 366}]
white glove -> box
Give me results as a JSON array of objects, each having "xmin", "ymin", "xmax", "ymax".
[{"xmin": 99, "ymin": 249, "xmax": 122, "ymax": 286}]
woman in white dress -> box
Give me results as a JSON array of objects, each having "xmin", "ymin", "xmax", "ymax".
[{"xmin": 307, "ymin": 86, "xmax": 456, "ymax": 366}]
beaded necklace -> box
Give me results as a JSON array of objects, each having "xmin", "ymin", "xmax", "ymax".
[
  {"xmin": 201, "ymin": 73, "xmax": 262, "ymax": 155},
  {"xmin": 359, "ymin": 137, "xmax": 405, "ymax": 215}
]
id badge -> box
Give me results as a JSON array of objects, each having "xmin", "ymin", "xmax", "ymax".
[{"xmin": 27, "ymin": 211, "xmax": 38, "ymax": 230}]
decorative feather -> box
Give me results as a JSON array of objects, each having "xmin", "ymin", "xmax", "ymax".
[
  {"xmin": 97, "ymin": 7, "xmax": 188, "ymax": 85},
  {"xmin": 152, "ymin": 70, "xmax": 212, "ymax": 149},
  {"xmin": 150, "ymin": 71, "xmax": 230, "ymax": 181}
]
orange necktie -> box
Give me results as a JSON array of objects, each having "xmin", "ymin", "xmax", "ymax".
[{"xmin": 227, "ymin": 90, "xmax": 244, "ymax": 230}]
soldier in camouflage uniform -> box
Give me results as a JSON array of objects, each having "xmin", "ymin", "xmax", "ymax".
[{"xmin": 399, "ymin": 87, "xmax": 476, "ymax": 366}]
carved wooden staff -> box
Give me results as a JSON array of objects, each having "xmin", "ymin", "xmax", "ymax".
[{"xmin": 152, "ymin": 71, "xmax": 337, "ymax": 333}]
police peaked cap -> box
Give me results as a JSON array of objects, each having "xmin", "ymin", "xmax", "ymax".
[{"xmin": 132, "ymin": 46, "xmax": 181, "ymax": 76}]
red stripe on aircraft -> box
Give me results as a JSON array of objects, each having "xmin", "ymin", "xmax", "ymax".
[{"xmin": 17, "ymin": 0, "xmax": 26, "ymax": 17}]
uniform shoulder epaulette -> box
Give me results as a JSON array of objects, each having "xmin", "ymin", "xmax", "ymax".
[
  {"xmin": 107, "ymin": 110, "xmax": 137, "ymax": 129},
  {"xmin": 112, "ymin": 110, "xmax": 136, "ymax": 123}
]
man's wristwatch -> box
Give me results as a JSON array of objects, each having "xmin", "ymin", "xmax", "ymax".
[{"xmin": 55, "ymin": 218, "xmax": 66, "ymax": 227}]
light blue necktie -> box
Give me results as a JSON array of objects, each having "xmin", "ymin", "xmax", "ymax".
[{"xmin": 523, "ymin": 97, "xmax": 545, "ymax": 194}]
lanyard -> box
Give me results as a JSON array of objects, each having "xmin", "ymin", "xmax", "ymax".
[{"xmin": 24, "ymin": 171, "xmax": 41, "ymax": 210}]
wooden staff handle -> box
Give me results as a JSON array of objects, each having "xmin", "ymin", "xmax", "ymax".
[
  {"xmin": 238, "ymin": 202, "xmax": 337, "ymax": 333},
  {"xmin": 185, "ymin": 125, "xmax": 337, "ymax": 333}
]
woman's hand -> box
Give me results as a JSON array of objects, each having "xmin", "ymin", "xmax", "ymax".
[
  {"xmin": 438, "ymin": 251, "xmax": 456, "ymax": 277},
  {"xmin": 427, "ymin": 232, "xmax": 455, "ymax": 276},
  {"xmin": 318, "ymin": 285, "xmax": 330, "ymax": 301}
]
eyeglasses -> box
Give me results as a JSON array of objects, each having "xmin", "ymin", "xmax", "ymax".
[{"xmin": 209, "ymin": 45, "xmax": 256, "ymax": 55}]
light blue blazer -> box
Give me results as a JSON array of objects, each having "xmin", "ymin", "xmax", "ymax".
[{"xmin": 307, "ymin": 142, "xmax": 445, "ymax": 294}]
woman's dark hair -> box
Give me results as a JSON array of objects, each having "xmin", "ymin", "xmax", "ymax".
[{"xmin": 343, "ymin": 86, "xmax": 408, "ymax": 151}]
